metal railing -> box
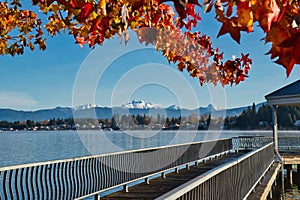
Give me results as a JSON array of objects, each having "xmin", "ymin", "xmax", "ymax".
[
  {"xmin": 232, "ymin": 136, "xmax": 273, "ymax": 150},
  {"xmin": 276, "ymin": 136, "xmax": 300, "ymax": 150},
  {"xmin": 156, "ymin": 142, "xmax": 275, "ymax": 200},
  {"xmin": 0, "ymin": 138, "xmax": 232, "ymax": 200},
  {"xmin": 233, "ymin": 136, "xmax": 300, "ymax": 151}
]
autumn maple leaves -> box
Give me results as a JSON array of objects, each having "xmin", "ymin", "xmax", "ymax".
[
  {"xmin": 207, "ymin": 0, "xmax": 300, "ymax": 77},
  {"xmin": 1, "ymin": 0, "xmax": 299, "ymax": 85},
  {"xmin": 0, "ymin": 2, "xmax": 45, "ymax": 55}
]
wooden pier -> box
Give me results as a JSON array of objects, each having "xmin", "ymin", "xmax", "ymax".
[
  {"xmin": 101, "ymin": 151, "xmax": 249, "ymax": 200},
  {"xmin": 281, "ymin": 151, "xmax": 300, "ymax": 165},
  {"xmin": 0, "ymin": 136, "xmax": 299, "ymax": 200},
  {"xmin": 247, "ymin": 162, "xmax": 281, "ymax": 200}
]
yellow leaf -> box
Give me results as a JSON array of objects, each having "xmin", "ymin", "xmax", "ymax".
[
  {"xmin": 81, "ymin": 28, "xmax": 90, "ymax": 39},
  {"xmin": 100, "ymin": 0, "xmax": 106, "ymax": 8},
  {"xmin": 114, "ymin": 17, "xmax": 121, "ymax": 24},
  {"xmin": 49, "ymin": 4, "xmax": 59, "ymax": 13},
  {"xmin": 99, "ymin": 0, "xmax": 107, "ymax": 16},
  {"xmin": 73, "ymin": 9, "xmax": 81, "ymax": 16},
  {"xmin": 130, "ymin": 21, "xmax": 136, "ymax": 29},
  {"xmin": 89, "ymin": 11, "xmax": 98, "ymax": 20}
]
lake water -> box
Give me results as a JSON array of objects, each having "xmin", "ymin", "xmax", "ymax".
[
  {"xmin": 0, "ymin": 130, "xmax": 277, "ymax": 167},
  {"xmin": 1, "ymin": 130, "xmax": 300, "ymax": 199}
]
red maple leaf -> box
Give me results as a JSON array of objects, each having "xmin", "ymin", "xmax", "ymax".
[
  {"xmin": 217, "ymin": 17, "xmax": 241, "ymax": 44},
  {"xmin": 79, "ymin": 2, "xmax": 93, "ymax": 21},
  {"xmin": 277, "ymin": 32, "xmax": 300, "ymax": 76},
  {"xmin": 275, "ymin": 51, "xmax": 296, "ymax": 77}
]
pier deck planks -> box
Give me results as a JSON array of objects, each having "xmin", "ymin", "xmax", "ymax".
[{"xmin": 101, "ymin": 151, "xmax": 249, "ymax": 200}]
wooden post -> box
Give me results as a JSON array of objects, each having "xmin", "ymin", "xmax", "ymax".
[
  {"xmin": 269, "ymin": 187, "xmax": 273, "ymax": 199},
  {"xmin": 286, "ymin": 165, "xmax": 293, "ymax": 186},
  {"xmin": 272, "ymin": 105, "xmax": 279, "ymax": 152},
  {"xmin": 281, "ymin": 162, "xmax": 285, "ymax": 199}
]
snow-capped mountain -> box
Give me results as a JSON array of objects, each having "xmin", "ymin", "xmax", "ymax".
[
  {"xmin": 0, "ymin": 101, "xmax": 266, "ymax": 122},
  {"xmin": 167, "ymin": 105, "xmax": 180, "ymax": 110},
  {"xmin": 122, "ymin": 100, "xmax": 161, "ymax": 109},
  {"xmin": 207, "ymin": 104, "xmax": 218, "ymax": 111},
  {"xmin": 74, "ymin": 103, "xmax": 100, "ymax": 110}
]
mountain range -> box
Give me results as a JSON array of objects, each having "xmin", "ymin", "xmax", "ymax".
[{"xmin": 0, "ymin": 100, "xmax": 265, "ymax": 122}]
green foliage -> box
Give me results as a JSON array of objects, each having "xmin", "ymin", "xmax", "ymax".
[{"xmin": 226, "ymin": 103, "xmax": 300, "ymax": 130}]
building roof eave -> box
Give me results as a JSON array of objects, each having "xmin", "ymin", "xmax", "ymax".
[
  {"xmin": 265, "ymin": 79, "xmax": 300, "ymax": 98},
  {"xmin": 266, "ymin": 95, "xmax": 300, "ymax": 106}
]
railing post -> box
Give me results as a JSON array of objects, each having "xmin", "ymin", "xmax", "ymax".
[
  {"xmin": 145, "ymin": 177, "xmax": 150, "ymax": 184},
  {"xmin": 161, "ymin": 172, "xmax": 166, "ymax": 179},
  {"xmin": 123, "ymin": 184, "xmax": 129, "ymax": 193},
  {"xmin": 94, "ymin": 194, "xmax": 100, "ymax": 200}
]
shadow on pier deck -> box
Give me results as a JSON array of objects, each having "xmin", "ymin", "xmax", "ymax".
[{"xmin": 101, "ymin": 151, "xmax": 250, "ymax": 200}]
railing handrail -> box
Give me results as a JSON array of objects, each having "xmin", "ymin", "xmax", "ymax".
[
  {"xmin": 156, "ymin": 142, "xmax": 274, "ymax": 200},
  {"xmin": 234, "ymin": 142, "xmax": 273, "ymax": 163},
  {"xmin": 6, "ymin": 135, "xmax": 300, "ymax": 171},
  {"xmin": 233, "ymin": 136, "xmax": 300, "ymax": 150},
  {"xmin": 76, "ymin": 149, "xmax": 233, "ymax": 200},
  {"xmin": 0, "ymin": 138, "xmax": 233, "ymax": 199},
  {"xmin": 0, "ymin": 138, "xmax": 231, "ymax": 171},
  {"xmin": 233, "ymin": 136, "xmax": 300, "ymax": 138}
]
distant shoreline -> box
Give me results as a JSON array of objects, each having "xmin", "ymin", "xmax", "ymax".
[{"xmin": 1, "ymin": 129, "xmax": 300, "ymax": 133}]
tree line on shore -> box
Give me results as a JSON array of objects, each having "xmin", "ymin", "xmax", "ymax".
[
  {"xmin": 225, "ymin": 104, "xmax": 300, "ymax": 130},
  {"xmin": 1, "ymin": 103, "xmax": 300, "ymax": 131}
]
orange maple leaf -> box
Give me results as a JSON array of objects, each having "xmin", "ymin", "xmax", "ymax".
[
  {"xmin": 75, "ymin": 37, "xmax": 87, "ymax": 48},
  {"xmin": 217, "ymin": 17, "xmax": 241, "ymax": 44},
  {"xmin": 255, "ymin": 0, "xmax": 280, "ymax": 32},
  {"xmin": 237, "ymin": 1, "xmax": 253, "ymax": 32}
]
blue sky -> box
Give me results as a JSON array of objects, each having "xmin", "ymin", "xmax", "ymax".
[{"xmin": 0, "ymin": 4, "xmax": 300, "ymax": 111}]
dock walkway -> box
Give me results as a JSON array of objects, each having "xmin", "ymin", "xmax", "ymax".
[
  {"xmin": 0, "ymin": 137, "xmax": 279, "ymax": 200},
  {"xmin": 247, "ymin": 162, "xmax": 281, "ymax": 200},
  {"xmin": 101, "ymin": 151, "xmax": 249, "ymax": 200}
]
